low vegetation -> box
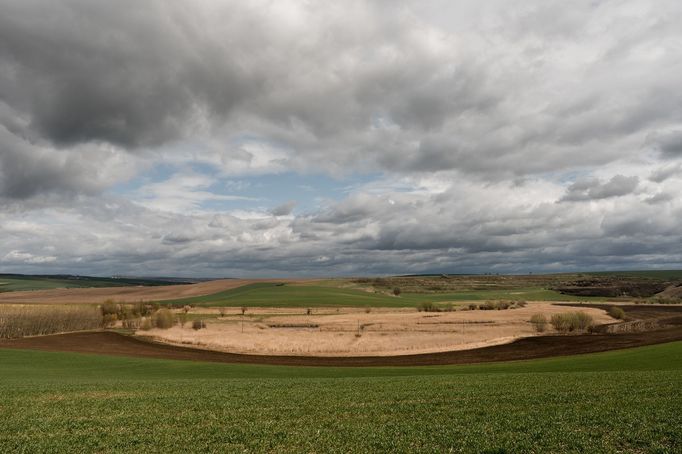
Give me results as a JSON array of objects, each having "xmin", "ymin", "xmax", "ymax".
[
  {"xmin": 550, "ymin": 312, "xmax": 594, "ymax": 333},
  {"xmin": 608, "ymin": 306, "xmax": 626, "ymax": 320},
  {"xmin": 530, "ymin": 314, "xmax": 547, "ymax": 332},
  {"xmin": 0, "ymin": 305, "xmax": 101, "ymax": 338},
  {"xmin": 416, "ymin": 301, "xmax": 455, "ymax": 312}
]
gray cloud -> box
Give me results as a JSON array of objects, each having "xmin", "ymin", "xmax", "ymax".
[
  {"xmin": 270, "ymin": 201, "xmax": 297, "ymax": 217},
  {"xmin": 561, "ymin": 175, "xmax": 639, "ymax": 202},
  {"xmin": 648, "ymin": 130, "xmax": 682, "ymax": 157},
  {"xmin": 2, "ymin": 1, "xmax": 682, "ymax": 275}
]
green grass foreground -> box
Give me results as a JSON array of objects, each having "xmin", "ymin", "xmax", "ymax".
[
  {"xmin": 1, "ymin": 342, "xmax": 681, "ymax": 452},
  {"xmin": 158, "ymin": 282, "xmax": 601, "ymax": 308}
]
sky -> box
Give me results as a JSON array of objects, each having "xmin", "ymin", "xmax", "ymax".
[{"xmin": 1, "ymin": 0, "xmax": 682, "ymax": 277}]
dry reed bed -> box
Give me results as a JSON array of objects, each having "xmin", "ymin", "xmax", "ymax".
[{"xmin": 0, "ymin": 305, "xmax": 102, "ymax": 338}]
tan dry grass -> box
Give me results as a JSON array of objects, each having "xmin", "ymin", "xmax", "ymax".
[{"xmin": 139, "ymin": 303, "xmax": 615, "ymax": 357}]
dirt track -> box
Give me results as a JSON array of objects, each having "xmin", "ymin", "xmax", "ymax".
[
  {"xmin": 0, "ymin": 279, "xmax": 260, "ymax": 304},
  {"xmin": 2, "ymin": 304, "xmax": 681, "ymax": 367}
]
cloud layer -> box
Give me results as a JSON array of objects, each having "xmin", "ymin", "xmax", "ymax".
[{"xmin": 1, "ymin": 0, "xmax": 682, "ymax": 276}]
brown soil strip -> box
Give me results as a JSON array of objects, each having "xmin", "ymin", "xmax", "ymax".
[{"xmin": 1, "ymin": 327, "xmax": 681, "ymax": 367}]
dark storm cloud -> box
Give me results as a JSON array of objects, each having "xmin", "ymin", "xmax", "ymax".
[
  {"xmin": 0, "ymin": 0, "xmax": 257, "ymax": 148},
  {"xmin": 0, "ymin": 127, "xmax": 101, "ymax": 199}
]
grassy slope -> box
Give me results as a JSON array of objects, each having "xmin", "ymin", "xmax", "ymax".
[
  {"xmin": 0, "ymin": 342, "xmax": 680, "ymax": 452},
  {"xmin": 158, "ymin": 282, "xmax": 603, "ymax": 308}
]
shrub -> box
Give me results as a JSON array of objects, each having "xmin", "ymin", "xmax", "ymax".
[
  {"xmin": 468, "ymin": 303, "xmax": 479, "ymax": 311},
  {"xmin": 516, "ymin": 301, "xmax": 528, "ymax": 308},
  {"xmin": 551, "ymin": 312, "xmax": 594, "ymax": 333},
  {"xmin": 443, "ymin": 303, "xmax": 454, "ymax": 312},
  {"xmin": 140, "ymin": 318, "xmax": 152, "ymax": 331},
  {"xmin": 100, "ymin": 300, "xmax": 119, "ymax": 318},
  {"xmin": 417, "ymin": 302, "xmax": 438, "ymax": 312},
  {"xmin": 218, "ymin": 307, "xmax": 227, "ymax": 317},
  {"xmin": 393, "ymin": 287, "xmax": 401, "ymax": 296},
  {"xmin": 177, "ymin": 312, "xmax": 188, "ymax": 328},
  {"xmin": 608, "ymin": 306, "xmax": 625, "ymax": 320},
  {"xmin": 192, "ymin": 319, "xmax": 206, "ymax": 330},
  {"xmin": 241, "ymin": 307, "xmax": 247, "ymax": 315},
  {"xmin": 152, "ymin": 309, "xmax": 175, "ymax": 329},
  {"xmin": 480, "ymin": 301, "xmax": 497, "ymax": 310},
  {"xmin": 122, "ymin": 318, "xmax": 140, "ymax": 329},
  {"xmin": 530, "ymin": 314, "xmax": 547, "ymax": 332},
  {"xmin": 365, "ymin": 307, "xmax": 371, "ymax": 313},
  {"xmin": 102, "ymin": 313, "xmax": 118, "ymax": 328},
  {"xmin": 574, "ymin": 312, "xmax": 593, "ymax": 331}
]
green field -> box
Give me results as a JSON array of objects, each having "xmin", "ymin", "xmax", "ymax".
[
  {"xmin": 0, "ymin": 342, "xmax": 680, "ymax": 452},
  {"xmin": 585, "ymin": 270, "xmax": 682, "ymax": 280},
  {"xmin": 0, "ymin": 275, "xmax": 178, "ymax": 293},
  {"xmin": 157, "ymin": 282, "xmax": 604, "ymax": 308}
]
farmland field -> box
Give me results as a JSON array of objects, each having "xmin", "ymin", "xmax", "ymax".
[
  {"xmin": 157, "ymin": 282, "xmax": 606, "ymax": 308},
  {"xmin": 0, "ymin": 342, "xmax": 681, "ymax": 452},
  {"xmin": 0, "ymin": 275, "xmax": 180, "ymax": 293}
]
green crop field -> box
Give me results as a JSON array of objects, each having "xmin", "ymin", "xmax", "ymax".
[
  {"xmin": 158, "ymin": 282, "xmax": 603, "ymax": 308},
  {"xmin": 1, "ymin": 342, "xmax": 680, "ymax": 452},
  {"xmin": 585, "ymin": 270, "xmax": 682, "ymax": 280}
]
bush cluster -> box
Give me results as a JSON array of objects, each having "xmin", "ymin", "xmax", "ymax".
[
  {"xmin": 477, "ymin": 300, "xmax": 526, "ymax": 310},
  {"xmin": 550, "ymin": 312, "xmax": 593, "ymax": 333},
  {"xmin": 607, "ymin": 306, "xmax": 626, "ymax": 320},
  {"xmin": 530, "ymin": 314, "xmax": 547, "ymax": 332},
  {"xmin": 417, "ymin": 302, "xmax": 454, "ymax": 312}
]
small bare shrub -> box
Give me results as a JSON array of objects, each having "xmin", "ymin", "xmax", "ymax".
[
  {"xmin": 218, "ymin": 307, "xmax": 227, "ymax": 317},
  {"xmin": 468, "ymin": 303, "xmax": 478, "ymax": 311},
  {"xmin": 417, "ymin": 302, "xmax": 438, "ymax": 312},
  {"xmin": 192, "ymin": 319, "xmax": 206, "ymax": 330},
  {"xmin": 102, "ymin": 313, "xmax": 118, "ymax": 328},
  {"xmin": 140, "ymin": 318, "xmax": 152, "ymax": 331},
  {"xmin": 122, "ymin": 318, "xmax": 140, "ymax": 329},
  {"xmin": 530, "ymin": 314, "xmax": 547, "ymax": 332},
  {"xmin": 101, "ymin": 300, "xmax": 119, "ymax": 318},
  {"xmin": 177, "ymin": 312, "xmax": 188, "ymax": 328},
  {"xmin": 393, "ymin": 287, "xmax": 401, "ymax": 296},
  {"xmin": 365, "ymin": 307, "xmax": 371, "ymax": 313},
  {"xmin": 608, "ymin": 306, "xmax": 625, "ymax": 320},
  {"xmin": 152, "ymin": 308, "xmax": 175, "ymax": 329},
  {"xmin": 480, "ymin": 301, "xmax": 497, "ymax": 310},
  {"xmin": 241, "ymin": 307, "xmax": 247, "ymax": 315}
]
